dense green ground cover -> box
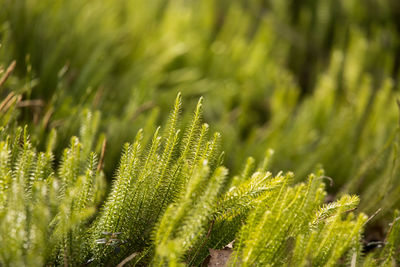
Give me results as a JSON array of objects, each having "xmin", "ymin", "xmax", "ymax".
[{"xmin": 1, "ymin": 0, "xmax": 400, "ymax": 265}]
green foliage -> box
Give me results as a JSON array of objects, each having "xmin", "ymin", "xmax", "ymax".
[
  {"xmin": 90, "ymin": 95, "xmax": 224, "ymax": 265},
  {"xmin": 1, "ymin": 0, "xmax": 398, "ymax": 215},
  {"xmin": 1, "ymin": 0, "xmax": 400, "ymax": 265},
  {"xmin": 231, "ymin": 176, "xmax": 364, "ymax": 267},
  {"xmin": 1, "ymin": 93, "xmax": 399, "ymax": 266},
  {"xmin": 0, "ymin": 119, "xmax": 105, "ymax": 266}
]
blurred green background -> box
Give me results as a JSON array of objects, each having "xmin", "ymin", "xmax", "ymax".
[{"xmin": 1, "ymin": 0, "xmax": 400, "ymax": 227}]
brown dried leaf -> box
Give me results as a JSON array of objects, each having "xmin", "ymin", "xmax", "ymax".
[{"xmin": 207, "ymin": 248, "xmax": 233, "ymax": 267}]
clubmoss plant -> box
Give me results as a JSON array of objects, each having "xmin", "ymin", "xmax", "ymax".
[{"xmin": 1, "ymin": 68, "xmax": 400, "ymax": 265}]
